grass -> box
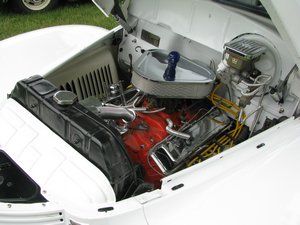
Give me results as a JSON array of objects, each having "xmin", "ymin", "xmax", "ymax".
[{"xmin": 0, "ymin": 1, "xmax": 118, "ymax": 40}]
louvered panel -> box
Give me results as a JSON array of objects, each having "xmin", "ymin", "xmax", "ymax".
[{"xmin": 61, "ymin": 64, "xmax": 114, "ymax": 101}]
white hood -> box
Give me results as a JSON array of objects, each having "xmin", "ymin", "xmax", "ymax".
[{"xmin": 261, "ymin": 0, "xmax": 300, "ymax": 68}]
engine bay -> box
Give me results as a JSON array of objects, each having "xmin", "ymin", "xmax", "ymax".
[
  {"xmin": 12, "ymin": 27, "xmax": 296, "ymax": 201},
  {"xmin": 76, "ymin": 35, "xmax": 269, "ymax": 190},
  {"xmin": 4, "ymin": 2, "xmax": 300, "ymax": 225},
  {"xmin": 7, "ymin": 1, "xmax": 300, "ymax": 203},
  {"xmin": 73, "ymin": 33, "xmax": 298, "ymax": 193}
]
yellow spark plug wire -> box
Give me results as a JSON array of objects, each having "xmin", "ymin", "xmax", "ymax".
[{"xmin": 188, "ymin": 83, "xmax": 246, "ymax": 166}]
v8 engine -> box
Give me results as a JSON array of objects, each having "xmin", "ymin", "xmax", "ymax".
[
  {"xmin": 84, "ymin": 90, "xmax": 232, "ymax": 188},
  {"xmin": 77, "ymin": 49, "xmax": 236, "ymax": 188}
]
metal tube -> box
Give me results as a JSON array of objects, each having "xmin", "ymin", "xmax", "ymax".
[
  {"xmin": 97, "ymin": 106, "xmax": 136, "ymax": 122},
  {"xmin": 165, "ymin": 118, "xmax": 191, "ymax": 140}
]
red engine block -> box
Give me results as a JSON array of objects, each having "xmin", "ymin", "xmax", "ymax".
[{"xmin": 122, "ymin": 110, "xmax": 185, "ymax": 188}]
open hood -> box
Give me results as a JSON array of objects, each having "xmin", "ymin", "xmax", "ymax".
[
  {"xmin": 261, "ymin": 0, "xmax": 300, "ymax": 68},
  {"xmin": 93, "ymin": 0, "xmax": 300, "ymax": 69},
  {"xmin": 92, "ymin": 0, "xmax": 133, "ymax": 33},
  {"xmin": 2, "ymin": 0, "xmax": 300, "ymax": 223}
]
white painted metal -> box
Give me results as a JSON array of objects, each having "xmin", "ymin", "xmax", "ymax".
[
  {"xmin": 261, "ymin": 0, "xmax": 300, "ymax": 69},
  {"xmin": 45, "ymin": 45, "xmax": 119, "ymax": 100},
  {"xmin": 0, "ymin": 99, "xmax": 116, "ymax": 209},
  {"xmin": 0, "ymin": 0, "xmax": 300, "ymax": 224},
  {"xmin": 142, "ymin": 117, "xmax": 300, "ymax": 225},
  {"xmin": 123, "ymin": 0, "xmax": 295, "ymax": 82},
  {"xmin": 0, "ymin": 25, "xmax": 109, "ymax": 100},
  {"xmin": 0, "ymin": 100, "xmax": 149, "ymax": 225},
  {"xmin": 0, "ymin": 202, "xmax": 65, "ymax": 225}
]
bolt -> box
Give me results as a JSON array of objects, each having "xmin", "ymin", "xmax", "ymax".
[
  {"xmin": 30, "ymin": 103, "xmax": 38, "ymax": 109},
  {"xmin": 279, "ymin": 108, "xmax": 284, "ymax": 114}
]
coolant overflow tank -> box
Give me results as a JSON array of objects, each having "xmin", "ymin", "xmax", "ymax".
[{"xmin": 132, "ymin": 49, "xmax": 216, "ymax": 98}]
